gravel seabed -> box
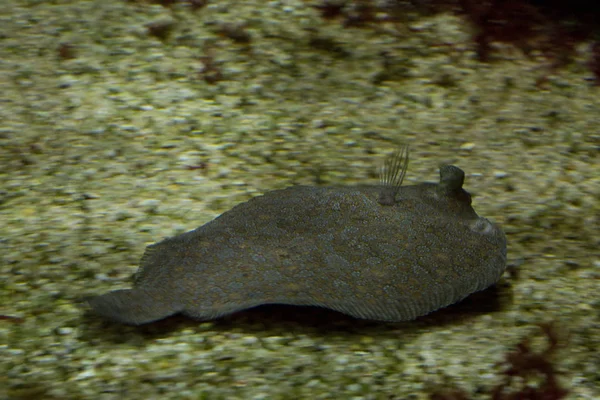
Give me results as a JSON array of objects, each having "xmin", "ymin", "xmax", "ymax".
[{"xmin": 1, "ymin": 1, "xmax": 598, "ymax": 399}]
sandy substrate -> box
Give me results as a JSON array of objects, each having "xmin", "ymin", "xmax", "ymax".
[{"xmin": 1, "ymin": 1, "xmax": 598, "ymax": 399}]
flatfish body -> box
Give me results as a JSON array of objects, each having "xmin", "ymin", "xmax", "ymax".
[{"xmin": 87, "ymin": 148, "xmax": 507, "ymax": 325}]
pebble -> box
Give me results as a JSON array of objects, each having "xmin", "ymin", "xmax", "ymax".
[
  {"xmin": 242, "ymin": 336, "xmax": 259, "ymax": 345},
  {"xmin": 139, "ymin": 199, "xmax": 161, "ymax": 208},
  {"xmin": 74, "ymin": 368, "xmax": 97, "ymax": 380},
  {"xmin": 57, "ymin": 327, "xmax": 74, "ymax": 335}
]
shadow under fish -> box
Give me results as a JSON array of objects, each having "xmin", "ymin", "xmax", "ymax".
[{"xmin": 87, "ymin": 146, "xmax": 507, "ymax": 325}]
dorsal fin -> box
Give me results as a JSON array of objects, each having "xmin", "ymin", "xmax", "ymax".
[{"xmin": 378, "ymin": 145, "xmax": 409, "ymax": 206}]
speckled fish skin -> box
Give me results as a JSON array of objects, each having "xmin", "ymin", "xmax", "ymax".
[{"xmin": 88, "ymin": 156, "xmax": 507, "ymax": 325}]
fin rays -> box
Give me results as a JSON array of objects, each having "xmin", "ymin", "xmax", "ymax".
[{"xmin": 378, "ymin": 145, "xmax": 409, "ymax": 206}]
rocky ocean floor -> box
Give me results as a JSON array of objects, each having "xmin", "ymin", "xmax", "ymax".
[{"xmin": 1, "ymin": 1, "xmax": 598, "ymax": 399}]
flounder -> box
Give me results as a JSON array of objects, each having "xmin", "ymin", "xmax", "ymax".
[{"xmin": 87, "ymin": 146, "xmax": 507, "ymax": 325}]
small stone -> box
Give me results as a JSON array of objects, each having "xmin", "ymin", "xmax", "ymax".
[
  {"xmin": 346, "ymin": 383, "xmax": 362, "ymax": 392},
  {"xmin": 74, "ymin": 368, "xmax": 97, "ymax": 380},
  {"xmin": 95, "ymin": 273, "xmax": 111, "ymax": 281},
  {"xmin": 120, "ymin": 124, "xmax": 139, "ymax": 132},
  {"xmin": 57, "ymin": 327, "xmax": 74, "ymax": 335},
  {"xmin": 139, "ymin": 199, "xmax": 161, "ymax": 208},
  {"xmin": 577, "ymin": 303, "xmax": 592, "ymax": 311},
  {"xmin": 242, "ymin": 336, "xmax": 259, "ymax": 345}
]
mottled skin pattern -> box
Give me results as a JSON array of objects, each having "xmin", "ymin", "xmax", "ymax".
[{"xmin": 88, "ymin": 163, "xmax": 507, "ymax": 325}]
